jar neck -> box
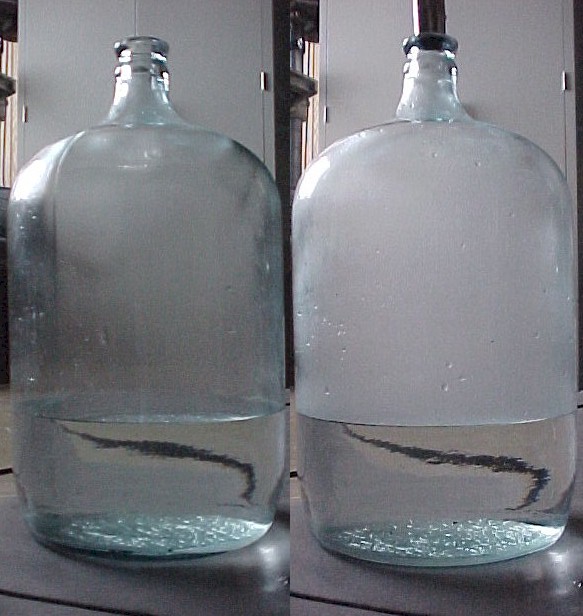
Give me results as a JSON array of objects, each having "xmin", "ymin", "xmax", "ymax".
[
  {"xmin": 105, "ymin": 38, "xmax": 184, "ymax": 126},
  {"xmin": 395, "ymin": 36, "xmax": 469, "ymax": 122}
]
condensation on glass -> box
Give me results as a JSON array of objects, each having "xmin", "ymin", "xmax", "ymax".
[
  {"xmin": 292, "ymin": 31, "xmax": 577, "ymax": 566},
  {"xmin": 9, "ymin": 36, "xmax": 285, "ymax": 558}
]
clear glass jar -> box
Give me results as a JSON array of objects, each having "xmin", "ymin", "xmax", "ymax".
[
  {"xmin": 9, "ymin": 36, "xmax": 285, "ymax": 557},
  {"xmin": 293, "ymin": 32, "xmax": 577, "ymax": 566}
]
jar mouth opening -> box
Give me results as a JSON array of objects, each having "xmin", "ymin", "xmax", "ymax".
[
  {"xmin": 402, "ymin": 33, "xmax": 458, "ymax": 55},
  {"xmin": 114, "ymin": 36, "xmax": 169, "ymax": 59}
]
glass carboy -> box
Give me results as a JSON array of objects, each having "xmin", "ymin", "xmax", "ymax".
[
  {"xmin": 293, "ymin": 18, "xmax": 577, "ymax": 565},
  {"xmin": 9, "ymin": 36, "xmax": 285, "ymax": 557}
]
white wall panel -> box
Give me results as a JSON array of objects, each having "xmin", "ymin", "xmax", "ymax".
[
  {"xmin": 136, "ymin": 0, "xmax": 273, "ymax": 171},
  {"xmin": 17, "ymin": 0, "xmax": 274, "ymax": 171},
  {"xmin": 320, "ymin": 0, "xmax": 573, "ymax": 185},
  {"xmin": 18, "ymin": 0, "xmax": 135, "ymax": 166}
]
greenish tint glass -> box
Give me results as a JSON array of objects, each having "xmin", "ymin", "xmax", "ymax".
[{"xmin": 9, "ymin": 36, "xmax": 285, "ymax": 558}]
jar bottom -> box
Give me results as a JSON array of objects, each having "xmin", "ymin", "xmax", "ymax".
[
  {"xmin": 26, "ymin": 512, "xmax": 272, "ymax": 558},
  {"xmin": 312, "ymin": 518, "xmax": 566, "ymax": 566},
  {"xmin": 298, "ymin": 412, "xmax": 575, "ymax": 566}
]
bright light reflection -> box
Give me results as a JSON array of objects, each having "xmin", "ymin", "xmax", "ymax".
[
  {"xmin": 112, "ymin": 80, "xmax": 129, "ymax": 106},
  {"xmin": 547, "ymin": 549, "xmax": 566, "ymax": 565},
  {"xmin": 12, "ymin": 155, "xmax": 54, "ymax": 201},
  {"xmin": 258, "ymin": 544, "xmax": 279, "ymax": 569},
  {"xmin": 296, "ymin": 156, "xmax": 330, "ymax": 200}
]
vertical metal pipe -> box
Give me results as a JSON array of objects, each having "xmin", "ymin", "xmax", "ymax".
[
  {"xmin": 290, "ymin": 12, "xmax": 305, "ymax": 197},
  {"xmin": 288, "ymin": 11, "xmax": 305, "ymax": 387},
  {"xmin": 412, "ymin": 0, "xmax": 446, "ymax": 35}
]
